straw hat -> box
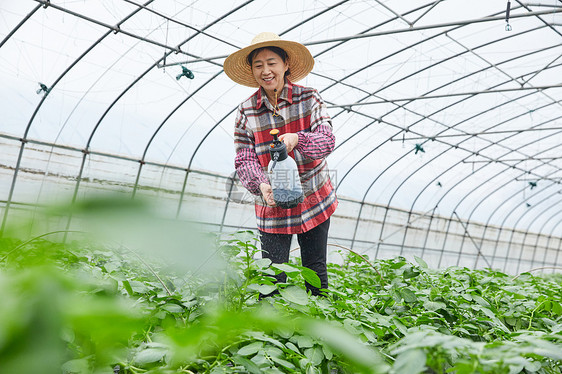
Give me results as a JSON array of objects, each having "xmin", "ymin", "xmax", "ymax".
[{"xmin": 224, "ymin": 32, "xmax": 314, "ymax": 87}]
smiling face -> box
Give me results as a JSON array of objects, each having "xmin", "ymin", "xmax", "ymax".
[{"xmin": 250, "ymin": 48, "xmax": 289, "ymax": 98}]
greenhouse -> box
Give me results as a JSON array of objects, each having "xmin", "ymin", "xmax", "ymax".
[{"xmin": 1, "ymin": 1, "xmax": 561, "ymax": 373}]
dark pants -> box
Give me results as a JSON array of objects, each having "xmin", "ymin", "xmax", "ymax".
[{"xmin": 259, "ymin": 218, "xmax": 330, "ymax": 296}]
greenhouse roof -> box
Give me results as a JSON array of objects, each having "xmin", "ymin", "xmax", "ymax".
[{"xmin": 1, "ymin": 0, "xmax": 562, "ymax": 236}]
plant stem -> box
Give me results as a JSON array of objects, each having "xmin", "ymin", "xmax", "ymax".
[
  {"xmin": 512, "ymin": 266, "xmax": 562, "ymax": 280},
  {"xmin": 0, "ymin": 229, "xmax": 85, "ymax": 262},
  {"xmin": 528, "ymin": 300, "xmax": 547, "ymax": 329}
]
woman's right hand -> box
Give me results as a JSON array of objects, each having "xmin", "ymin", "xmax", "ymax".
[{"xmin": 259, "ymin": 183, "xmax": 276, "ymax": 207}]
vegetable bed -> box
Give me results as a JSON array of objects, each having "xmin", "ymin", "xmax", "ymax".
[{"xmin": 1, "ymin": 230, "xmax": 561, "ymax": 374}]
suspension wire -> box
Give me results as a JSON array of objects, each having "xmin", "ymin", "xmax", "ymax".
[
  {"xmin": 410, "ymin": 0, "xmax": 444, "ymax": 26},
  {"xmin": 398, "ymin": 125, "xmax": 562, "ymax": 141},
  {"xmin": 161, "ymin": 7, "xmax": 562, "ymax": 65},
  {"xmin": 373, "ymin": 0, "xmax": 412, "ymax": 27},
  {"xmin": 328, "ymin": 83, "xmax": 562, "ymax": 108},
  {"xmin": 31, "ymin": 0, "xmax": 222, "ymax": 65},
  {"xmin": 122, "ymin": 0, "xmax": 241, "ymax": 49}
]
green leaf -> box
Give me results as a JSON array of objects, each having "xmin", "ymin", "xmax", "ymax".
[
  {"xmin": 286, "ymin": 342, "xmax": 300, "ymax": 353},
  {"xmin": 393, "ymin": 318, "xmax": 408, "ymax": 335},
  {"xmin": 280, "ymin": 286, "xmax": 309, "ymax": 305},
  {"xmin": 238, "ymin": 341, "xmax": 264, "ymax": 356},
  {"xmin": 479, "ymin": 307, "xmax": 496, "ymax": 320},
  {"xmin": 132, "ymin": 347, "xmax": 167, "ymax": 366},
  {"xmin": 414, "ymin": 256, "xmax": 428, "ymax": 269},
  {"xmin": 304, "ymin": 320, "xmax": 389, "ymax": 373},
  {"xmin": 293, "ymin": 335, "xmax": 315, "ymax": 349},
  {"xmin": 551, "ymin": 301, "xmax": 562, "ymax": 316},
  {"xmin": 270, "ymin": 355, "xmax": 296, "ymax": 370},
  {"xmin": 61, "ymin": 357, "xmax": 92, "ymax": 374},
  {"xmin": 232, "ymin": 355, "xmax": 262, "ymax": 374},
  {"xmin": 403, "ymin": 267, "xmax": 420, "ymax": 279},
  {"xmin": 234, "ymin": 231, "xmax": 255, "ymax": 243},
  {"xmin": 392, "ymin": 348, "xmax": 426, "ymax": 374},
  {"xmin": 322, "ymin": 344, "xmax": 333, "ymax": 360},
  {"xmin": 304, "ymin": 346, "xmax": 324, "ymax": 365},
  {"xmin": 122, "ymin": 280, "xmax": 133, "ymax": 295},
  {"xmin": 272, "ymin": 263, "xmax": 299, "ymax": 275},
  {"xmin": 472, "ymin": 294, "xmax": 490, "ymax": 308},
  {"xmin": 424, "ymin": 300, "xmax": 446, "ymax": 311},
  {"xmin": 400, "ymin": 287, "xmax": 417, "ymax": 303},
  {"xmin": 257, "ymin": 284, "xmax": 277, "ymax": 295},
  {"xmin": 264, "ymin": 345, "xmax": 284, "ymax": 358},
  {"xmin": 254, "ymin": 258, "xmax": 272, "ymax": 268},
  {"xmin": 300, "ymin": 267, "xmax": 321, "ymax": 288},
  {"xmin": 162, "ymin": 303, "xmax": 184, "ymax": 314}
]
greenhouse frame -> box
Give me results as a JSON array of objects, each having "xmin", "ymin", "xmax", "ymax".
[{"xmin": 1, "ymin": 0, "xmax": 562, "ymax": 273}]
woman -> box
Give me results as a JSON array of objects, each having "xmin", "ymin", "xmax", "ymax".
[{"xmin": 224, "ymin": 32, "xmax": 338, "ymax": 296}]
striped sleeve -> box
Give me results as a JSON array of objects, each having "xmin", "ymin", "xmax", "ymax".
[
  {"xmin": 234, "ymin": 105, "xmax": 269, "ymax": 195},
  {"xmin": 295, "ymin": 89, "xmax": 335, "ymax": 160}
]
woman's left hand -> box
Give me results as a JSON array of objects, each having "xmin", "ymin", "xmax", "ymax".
[{"xmin": 279, "ymin": 133, "xmax": 298, "ymax": 153}]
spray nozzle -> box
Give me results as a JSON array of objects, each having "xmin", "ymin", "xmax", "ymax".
[
  {"xmin": 270, "ymin": 129, "xmax": 282, "ymax": 145},
  {"xmin": 269, "ymin": 129, "xmax": 287, "ymax": 172}
]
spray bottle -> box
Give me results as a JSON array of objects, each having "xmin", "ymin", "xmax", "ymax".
[{"xmin": 267, "ymin": 129, "xmax": 304, "ymax": 209}]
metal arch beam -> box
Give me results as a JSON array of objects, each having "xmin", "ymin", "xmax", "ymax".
[
  {"xmin": 503, "ymin": 188, "xmax": 562, "ymax": 273},
  {"xmin": 329, "ymin": 83, "xmax": 562, "ymax": 108},
  {"xmin": 358, "ymin": 103, "xmax": 560, "ymax": 258},
  {"xmin": 553, "ymin": 222, "xmax": 562, "ymax": 268},
  {"xmin": 372, "ymin": 27, "xmax": 552, "ymax": 258},
  {"xmin": 132, "ymin": 0, "xmax": 352, "ymax": 205},
  {"xmin": 411, "ymin": 0, "xmax": 444, "ymax": 26},
  {"xmin": 398, "ymin": 103, "xmax": 562, "ymax": 263},
  {"xmin": 328, "ymin": 59, "xmax": 553, "ymax": 205},
  {"xmin": 396, "ymin": 125, "xmax": 561, "ymax": 262},
  {"xmin": 332, "ymin": 35, "xmax": 560, "ymax": 253},
  {"xmin": 131, "ymin": 69, "xmax": 224, "ymax": 198},
  {"xmin": 539, "ymin": 214, "xmax": 562, "ymax": 267},
  {"xmin": 0, "ymin": 0, "xmax": 157, "ymax": 235},
  {"xmin": 483, "ymin": 164, "xmax": 561, "ymax": 268},
  {"xmin": 329, "ymin": 26, "xmax": 554, "ymax": 190},
  {"xmin": 517, "ymin": 1, "xmax": 562, "ymax": 37},
  {"xmin": 435, "ymin": 135, "xmax": 562, "ymax": 268},
  {"xmin": 30, "ymin": 0, "xmax": 208, "ymax": 56},
  {"xmin": 399, "ymin": 122, "xmax": 562, "ymax": 265},
  {"xmin": 165, "ymin": 5, "xmax": 562, "ymax": 65},
  {"xmin": 330, "ymin": 24, "xmax": 549, "ymax": 121},
  {"xmin": 398, "ymin": 93, "xmax": 559, "ymax": 225},
  {"xmin": 173, "ymin": 0, "xmax": 358, "ymax": 220},
  {"xmin": 316, "ymin": 32, "xmax": 555, "ymax": 176},
  {"xmin": 528, "ymin": 206, "xmax": 562, "ymax": 269},
  {"xmin": 0, "ymin": 3, "xmax": 41, "ymax": 49},
  {"xmin": 331, "ymin": 40, "xmax": 561, "ymax": 177},
  {"xmin": 69, "ymin": 0, "xmax": 254, "ymax": 219},
  {"xmin": 333, "ymin": 28, "xmax": 549, "ymax": 189},
  {"xmin": 122, "ymin": 0, "xmax": 242, "ymax": 50},
  {"xmin": 541, "ymin": 216, "xmax": 562, "ymax": 268},
  {"xmin": 320, "ymin": 8, "xmax": 553, "ymax": 103},
  {"xmin": 336, "ymin": 103, "xmax": 556, "ymax": 258},
  {"xmin": 340, "ymin": 85, "xmax": 556, "ymax": 251},
  {"xmin": 322, "ymin": 19, "xmax": 558, "ymax": 151},
  {"xmin": 179, "ymin": 3, "xmax": 540, "ymax": 222},
  {"xmin": 179, "ymin": 0, "xmax": 438, "ymax": 226}
]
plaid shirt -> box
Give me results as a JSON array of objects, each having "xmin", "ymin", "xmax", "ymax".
[{"xmin": 234, "ymin": 80, "xmax": 338, "ymax": 234}]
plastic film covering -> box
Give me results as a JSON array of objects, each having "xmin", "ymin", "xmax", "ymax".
[{"xmin": 1, "ymin": 0, "xmax": 561, "ymax": 272}]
